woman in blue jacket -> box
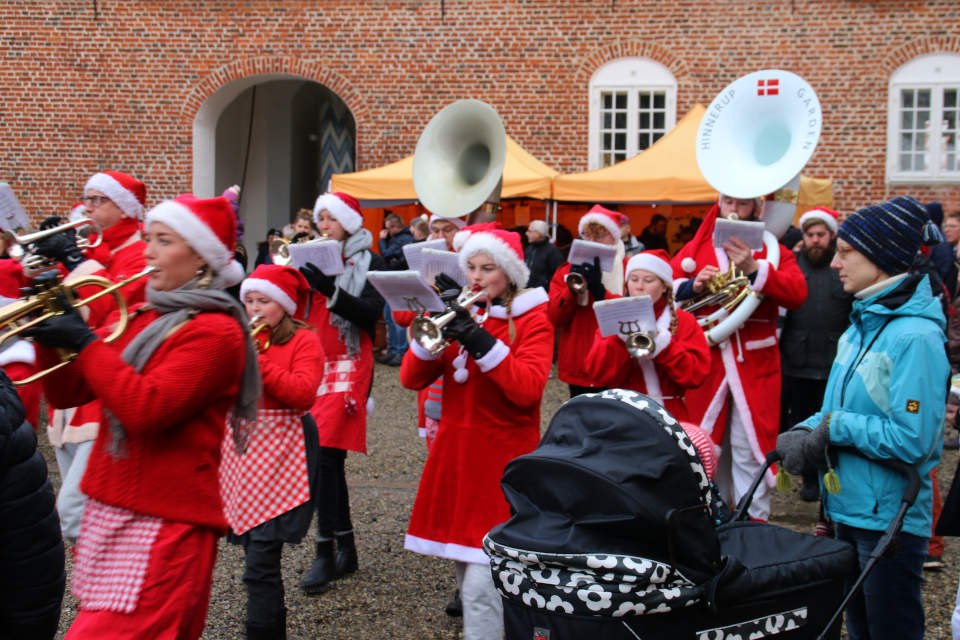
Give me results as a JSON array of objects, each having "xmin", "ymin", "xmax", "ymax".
[{"xmin": 778, "ymin": 196, "xmax": 949, "ymax": 640}]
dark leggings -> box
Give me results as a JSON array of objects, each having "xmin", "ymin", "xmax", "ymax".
[
  {"xmin": 318, "ymin": 446, "xmax": 352, "ymax": 540},
  {"xmin": 243, "ymin": 539, "xmax": 285, "ymax": 625}
]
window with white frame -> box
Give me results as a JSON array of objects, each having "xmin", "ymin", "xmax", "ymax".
[
  {"xmin": 589, "ymin": 58, "xmax": 677, "ymax": 170},
  {"xmin": 887, "ymin": 53, "xmax": 960, "ymax": 183}
]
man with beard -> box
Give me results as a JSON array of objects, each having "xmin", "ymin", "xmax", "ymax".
[{"xmin": 779, "ymin": 207, "xmax": 853, "ymax": 500}]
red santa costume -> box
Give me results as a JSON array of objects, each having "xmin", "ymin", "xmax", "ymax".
[
  {"xmin": 584, "ymin": 250, "xmax": 711, "ymax": 423},
  {"xmin": 400, "ymin": 224, "xmax": 553, "ymax": 640},
  {"xmin": 32, "ymin": 194, "xmax": 253, "ymax": 639},
  {"xmin": 220, "ymin": 264, "xmax": 323, "ymax": 637},
  {"xmin": 548, "ymin": 205, "xmax": 626, "ymax": 396},
  {"xmin": 670, "ymin": 201, "xmax": 807, "ymax": 520},
  {"xmin": 45, "ymin": 171, "xmax": 151, "ymax": 543}
]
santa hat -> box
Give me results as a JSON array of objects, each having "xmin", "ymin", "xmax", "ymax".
[
  {"xmin": 625, "ymin": 249, "xmax": 673, "ymax": 287},
  {"xmin": 313, "ymin": 192, "xmax": 364, "ymax": 235},
  {"xmin": 681, "ymin": 422, "xmax": 718, "ymax": 482},
  {"xmin": 799, "ymin": 206, "xmax": 840, "ymax": 233},
  {"xmin": 84, "ymin": 171, "xmax": 147, "ymax": 220},
  {"xmin": 455, "ymin": 223, "xmax": 529, "ymax": 289},
  {"xmin": 67, "ymin": 201, "xmax": 86, "ymax": 223},
  {"xmin": 578, "ymin": 205, "xmax": 622, "ymax": 240},
  {"xmin": 429, "ymin": 213, "xmax": 467, "ymax": 230},
  {"xmin": 718, "ymin": 192, "xmax": 764, "ymax": 217},
  {"xmin": 240, "ymin": 264, "xmax": 311, "ymax": 318},
  {"xmin": 145, "ymin": 194, "xmax": 246, "ymax": 287}
]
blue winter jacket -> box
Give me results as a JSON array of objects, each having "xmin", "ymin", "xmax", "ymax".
[{"xmin": 798, "ymin": 273, "xmax": 949, "ymax": 538}]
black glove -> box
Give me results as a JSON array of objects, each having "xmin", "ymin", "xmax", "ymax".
[
  {"xmin": 776, "ymin": 425, "xmax": 814, "ymax": 476},
  {"xmin": 38, "ymin": 215, "xmax": 64, "ymax": 231},
  {"xmin": 22, "ymin": 293, "xmax": 97, "ymax": 352},
  {"xmin": 299, "ymin": 262, "xmax": 337, "ymax": 297},
  {"xmin": 571, "ymin": 256, "xmax": 606, "ymax": 301},
  {"xmin": 803, "ymin": 415, "xmax": 835, "ymax": 472},
  {"xmin": 21, "ymin": 270, "xmax": 61, "ymax": 297},
  {"xmin": 434, "ymin": 272, "xmax": 462, "ymax": 304},
  {"xmin": 291, "ymin": 232, "xmax": 310, "ymax": 243},
  {"xmin": 32, "ymin": 228, "xmax": 85, "ymax": 271},
  {"xmin": 443, "ymin": 303, "xmax": 480, "ymax": 345}
]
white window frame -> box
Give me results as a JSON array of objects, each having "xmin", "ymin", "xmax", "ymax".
[
  {"xmin": 588, "ymin": 57, "xmax": 678, "ymax": 171},
  {"xmin": 886, "ymin": 52, "xmax": 960, "ymax": 184}
]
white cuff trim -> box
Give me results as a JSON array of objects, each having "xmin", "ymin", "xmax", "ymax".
[
  {"xmin": 744, "ymin": 336, "xmax": 777, "ymax": 351},
  {"xmin": 65, "ymin": 260, "xmax": 106, "ymax": 281},
  {"xmin": 749, "ymin": 259, "xmax": 770, "ymax": 293},
  {"xmin": 651, "ymin": 328, "xmax": 672, "ymax": 358},
  {"xmin": 475, "ymin": 339, "xmax": 510, "ymax": 372},
  {"xmin": 404, "ymin": 534, "xmax": 489, "ymax": 564},
  {"xmin": 418, "ymin": 427, "xmax": 427, "ymax": 438},
  {"xmin": 410, "ymin": 338, "xmax": 441, "ymax": 361}
]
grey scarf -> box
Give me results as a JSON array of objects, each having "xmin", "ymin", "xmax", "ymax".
[
  {"xmin": 330, "ymin": 228, "xmax": 373, "ymax": 358},
  {"xmin": 107, "ymin": 273, "xmax": 261, "ymax": 458}
]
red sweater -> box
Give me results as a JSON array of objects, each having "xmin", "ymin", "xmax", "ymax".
[
  {"xmin": 0, "ymin": 258, "xmax": 28, "ymax": 299},
  {"xmin": 547, "ymin": 262, "xmax": 605, "ymax": 387},
  {"xmin": 259, "ymin": 328, "xmax": 324, "ymax": 412},
  {"xmin": 38, "ymin": 305, "xmax": 246, "ymax": 531}
]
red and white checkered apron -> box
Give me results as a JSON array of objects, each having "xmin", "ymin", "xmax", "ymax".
[
  {"xmin": 71, "ymin": 499, "xmax": 164, "ymax": 614},
  {"xmin": 219, "ymin": 408, "xmax": 310, "ymax": 535}
]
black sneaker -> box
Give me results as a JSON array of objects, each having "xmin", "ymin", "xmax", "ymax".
[
  {"xmin": 924, "ymin": 555, "xmax": 945, "ymax": 570},
  {"xmin": 387, "ymin": 353, "xmax": 404, "ymax": 367},
  {"xmin": 376, "ymin": 353, "xmax": 395, "ymax": 364}
]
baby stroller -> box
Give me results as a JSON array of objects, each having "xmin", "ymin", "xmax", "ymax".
[{"xmin": 485, "ymin": 389, "xmax": 920, "ymax": 640}]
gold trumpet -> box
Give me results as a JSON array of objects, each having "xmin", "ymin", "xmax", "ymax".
[
  {"xmin": 5, "ymin": 266, "xmax": 155, "ymax": 387},
  {"xmin": 250, "ymin": 315, "xmax": 271, "ymax": 354},
  {"xmin": 410, "ymin": 289, "xmax": 488, "ymax": 357},
  {"xmin": 6, "ymin": 218, "xmax": 103, "ymax": 270}
]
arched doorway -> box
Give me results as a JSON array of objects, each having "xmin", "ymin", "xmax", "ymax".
[{"xmin": 193, "ymin": 75, "xmax": 356, "ymax": 262}]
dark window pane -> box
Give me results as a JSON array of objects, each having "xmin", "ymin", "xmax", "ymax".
[
  {"xmin": 653, "ymin": 93, "xmax": 665, "ymax": 109},
  {"xmin": 900, "ymin": 132, "xmax": 913, "ymax": 152},
  {"xmin": 615, "ymin": 153, "xmax": 627, "ymax": 163},
  {"xmin": 639, "ymin": 112, "xmax": 650, "ymax": 129},
  {"xmin": 615, "ymin": 93, "xmax": 627, "ymax": 109},
  {"xmin": 918, "ymin": 90, "xmax": 931, "ymax": 108},
  {"xmin": 652, "ymin": 132, "xmax": 664, "ymax": 144},
  {"xmin": 603, "ymin": 133, "xmax": 612, "ymax": 150},
  {"xmin": 916, "ymin": 132, "xmax": 927, "ymax": 152},
  {"xmin": 603, "ymin": 93, "xmax": 613, "ymax": 109},
  {"xmin": 603, "ymin": 113, "xmax": 612, "ymax": 129},
  {"xmin": 945, "ymin": 111, "xmax": 957, "ymax": 130},
  {"xmin": 639, "ymin": 133, "xmax": 650, "ymax": 149},
  {"xmin": 615, "ymin": 112, "xmax": 627, "ymax": 129},
  {"xmin": 899, "ymin": 153, "xmax": 912, "ymax": 171},
  {"xmin": 602, "ymin": 154, "xmax": 613, "ymax": 168},
  {"xmin": 901, "ymin": 90, "xmax": 914, "ymax": 108},
  {"xmin": 639, "ymin": 93, "xmax": 650, "ymax": 109},
  {"xmin": 918, "ymin": 110, "xmax": 930, "ymax": 130},
  {"xmin": 901, "ymin": 111, "xmax": 913, "ymax": 130},
  {"xmin": 945, "ymin": 89, "xmax": 958, "ymax": 109},
  {"xmin": 653, "ymin": 112, "xmax": 665, "ymax": 129},
  {"xmin": 614, "ymin": 132, "xmax": 627, "ymax": 150}
]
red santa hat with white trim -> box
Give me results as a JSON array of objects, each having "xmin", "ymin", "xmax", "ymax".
[
  {"xmin": 313, "ymin": 191, "xmax": 364, "ymax": 235},
  {"xmin": 798, "ymin": 206, "xmax": 840, "ymax": 233},
  {"xmin": 428, "ymin": 213, "xmax": 467, "ymax": 230},
  {"xmin": 84, "ymin": 171, "xmax": 147, "ymax": 220},
  {"xmin": 454, "ymin": 222, "xmax": 530, "ymax": 289},
  {"xmin": 145, "ymin": 194, "xmax": 246, "ymax": 287},
  {"xmin": 579, "ymin": 204, "xmax": 622, "ymax": 239},
  {"xmin": 625, "ymin": 249, "xmax": 673, "ymax": 287},
  {"xmin": 240, "ymin": 264, "xmax": 311, "ymax": 319}
]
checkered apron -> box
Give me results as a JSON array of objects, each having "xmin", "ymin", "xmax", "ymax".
[
  {"xmin": 71, "ymin": 499, "xmax": 164, "ymax": 614},
  {"xmin": 219, "ymin": 408, "xmax": 311, "ymax": 535}
]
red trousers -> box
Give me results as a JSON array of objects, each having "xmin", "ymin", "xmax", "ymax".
[{"xmin": 65, "ymin": 520, "xmax": 218, "ymax": 640}]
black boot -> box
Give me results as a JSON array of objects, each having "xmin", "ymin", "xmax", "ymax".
[
  {"xmin": 300, "ymin": 540, "xmax": 336, "ymax": 594},
  {"xmin": 246, "ymin": 608, "xmax": 287, "ymax": 640},
  {"xmin": 334, "ymin": 531, "xmax": 359, "ymax": 577},
  {"xmin": 444, "ymin": 588, "xmax": 463, "ymax": 617}
]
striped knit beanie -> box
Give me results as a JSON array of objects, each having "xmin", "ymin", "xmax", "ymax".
[{"xmin": 836, "ymin": 196, "xmax": 930, "ymax": 276}]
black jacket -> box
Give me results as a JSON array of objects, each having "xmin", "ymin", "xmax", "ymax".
[
  {"xmin": 0, "ymin": 370, "xmax": 65, "ymax": 637},
  {"xmin": 523, "ymin": 239, "xmax": 564, "ymax": 291},
  {"xmin": 328, "ymin": 252, "xmax": 387, "ymax": 342},
  {"xmin": 378, "ymin": 227, "xmax": 415, "ymax": 271},
  {"xmin": 780, "ymin": 250, "xmax": 853, "ymax": 379}
]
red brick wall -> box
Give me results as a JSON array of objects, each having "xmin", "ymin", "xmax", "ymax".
[{"xmin": 1, "ymin": 0, "xmax": 958, "ymax": 221}]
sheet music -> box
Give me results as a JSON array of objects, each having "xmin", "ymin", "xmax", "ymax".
[
  {"xmin": 713, "ymin": 218, "xmax": 765, "ymax": 251},
  {"xmin": 0, "ymin": 183, "xmax": 30, "ymax": 233},
  {"xmin": 288, "ymin": 239, "xmax": 344, "ymax": 276},
  {"xmin": 367, "ymin": 271, "xmax": 446, "ymax": 313},
  {"xmin": 403, "ymin": 238, "xmax": 447, "ymax": 272},
  {"xmin": 420, "ymin": 249, "xmax": 467, "ymax": 287},
  {"xmin": 567, "ymin": 239, "xmax": 620, "ymax": 273},
  {"xmin": 593, "ymin": 295, "xmax": 657, "ymax": 338}
]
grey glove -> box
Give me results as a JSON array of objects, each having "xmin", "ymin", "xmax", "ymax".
[
  {"xmin": 803, "ymin": 415, "xmax": 834, "ymax": 471},
  {"xmin": 776, "ymin": 425, "xmax": 813, "ymax": 476}
]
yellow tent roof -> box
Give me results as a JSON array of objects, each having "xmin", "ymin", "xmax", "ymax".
[
  {"xmin": 552, "ymin": 104, "xmax": 833, "ymax": 210},
  {"xmin": 330, "ymin": 136, "xmax": 560, "ymax": 202}
]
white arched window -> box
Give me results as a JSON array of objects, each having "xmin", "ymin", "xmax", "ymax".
[
  {"xmin": 887, "ymin": 53, "xmax": 960, "ymax": 183},
  {"xmin": 588, "ymin": 57, "xmax": 678, "ymax": 170}
]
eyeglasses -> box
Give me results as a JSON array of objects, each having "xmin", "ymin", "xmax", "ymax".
[
  {"xmin": 835, "ymin": 244, "xmax": 855, "ymax": 259},
  {"xmin": 80, "ymin": 195, "xmax": 112, "ymax": 207}
]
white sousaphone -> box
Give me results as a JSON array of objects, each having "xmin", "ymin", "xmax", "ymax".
[{"xmin": 690, "ymin": 69, "xmax": 821, "ymax": 346}]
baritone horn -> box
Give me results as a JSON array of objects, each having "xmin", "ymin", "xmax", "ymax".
[
  {"xmin": 2, "ymin": 266, "xmax": 155, "ymax": 386},
  {"xmin": 410, "ymin": 289, "xmax": 488, "ymax": 357},
  {"xmin": 412, "ymin": 100, "xmax": 506, "ymax": 225}
]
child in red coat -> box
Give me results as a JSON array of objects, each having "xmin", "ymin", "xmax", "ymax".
[
  {"xmin": 585, "ymin": 249, "xmax": 710, "ymax": 422},
  {"xmin": 401, "ymin": 223, "xmax": 553, "ymax": 640},
  {"xmin": 220, "ymin": 265, "xmax": 324, "ymax": 638}
]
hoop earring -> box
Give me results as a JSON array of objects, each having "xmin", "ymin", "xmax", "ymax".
[{"xmin": 196, "ymin": 264, "xmax": 214, "ymax": 290}]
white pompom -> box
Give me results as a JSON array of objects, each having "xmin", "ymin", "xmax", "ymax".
[
  {"xmin": 453, "ymin": 367, "xmax": 469, "ymax": 384},
  {"xmin": 681, "ymin": 257, "xmax": 697, "ymax": 274},
  {"xmin": 453, "ymin": 352, "xmax": 468, "ymax": 369}
]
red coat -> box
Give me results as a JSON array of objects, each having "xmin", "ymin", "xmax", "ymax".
[
  {"xmin": 0, "ymin": 340, "xmax": 39, "ymax": 430},
  {"xmin": 670, "ymin": 205, "xmax": 807, "ymax": 483},
  {"xmin": 584, "ymin": 303, "xmax": 710, "ymax": 423},
  {"xmin": 400, "ymin": 288, "xmax": 553, "ymax": 563},
  {"xmin": 38, "ymin": 305, "xmax": 246, "ymax": 532},
  {"xmin": 0, "ymin": 258, "xmax": 28, "ymax": 299},
  {"xmin": 548, "ymin": 263, "xmax": 608, "ymax": 387},
  {"xmin": 258, "ymin": 329, "xmax": 324, "ymax": 412}
]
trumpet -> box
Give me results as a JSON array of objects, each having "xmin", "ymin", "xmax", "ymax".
[
  {"xmin": 624, "ymin": 331, "xmax": 657, "ymax": 360},
  {"xmin": 270, "ymin": 233, "xmax": 331, "ymax": 267},
  {"xmin": 4, "ymin": 266, "xmax": 155, "ymax": 387},
  {"xmin": 410, "ymin": 289, "xmax": 488, "ymax": 357},
  {"xmin": 566, "ymin": 272, "xmax": 587, "ymax": 295},
  {"xmin": 250, "ymin": 315, "xmax": 271, "ymax": 354},
  {"xmin": 5, "ymin": 218, "xmax": 103, "ymax": 269}
]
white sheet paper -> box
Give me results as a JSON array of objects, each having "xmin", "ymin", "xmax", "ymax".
[
  {"xmin": 403, "ymin": 238, "xmax": 447, "ymax": 272},
  {"xmin": 288, "ymin": 239, "xmax": 344, "ymax": 276},
  {"xmin": 593, "ymin": 295, "xmax": 657, "ymax": 338},
  {"xmin": 366, "ymin": 271, "xmax": 446, "ymax": 313},
  {"xmin": 420, "ymin": 249, "xmax": 467, "ymax": 287},
  {"xmin": 0, "ymin": 183, "xmax": 30, "ymax": 233},
  {"xmin": 712, "ymin": 218, "xmax": 765, "ymax": 251},
  {"xmin": 567, "ymin": 239, "xmax": 619, "ymax": 273}
]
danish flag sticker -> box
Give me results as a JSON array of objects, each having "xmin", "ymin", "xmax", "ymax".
[{"xmin": 757, "ymin": 78, "xmax": 780, "ymax": 96}]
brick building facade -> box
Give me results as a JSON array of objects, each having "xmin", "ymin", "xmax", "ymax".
[{"xmin": 1, "ymin": 1, "xmax": 958, "ymax": 246}]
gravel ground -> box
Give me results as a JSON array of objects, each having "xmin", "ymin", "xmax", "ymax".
[{"xmin": 41, "ymin": 362, "xmax": 959, "ymax": 639}]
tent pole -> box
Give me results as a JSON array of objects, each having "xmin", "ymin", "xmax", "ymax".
[{"xmin": 552, "ymin": 200, "xmax": 558, "ymax": 243}]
